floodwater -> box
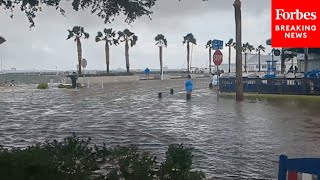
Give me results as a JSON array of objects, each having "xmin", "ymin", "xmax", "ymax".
[{"xmin": 1, "ymin": 77, "xmax": 320, "ymax": 179}]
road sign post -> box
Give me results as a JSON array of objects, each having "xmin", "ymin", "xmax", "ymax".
[{"xmin": 213, "ymin": 50, "xmax": 223, "ymax": 101}]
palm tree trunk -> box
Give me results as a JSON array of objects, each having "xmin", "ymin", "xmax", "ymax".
[
  {"xmin": 304, "ymin": 48, "xmax": 308, "ymax": 73},
  {"xmin": 125, "ymin": 40, "xmax": 130, "ymax": 73},
  {"xmin": 159, "ymin": 46, "xmax": 163, "ymax": 75},
  {"xmin": 258, "ymin": 50, "xmax": 261, "ymax": 72},
  {"xmin": 228, "ymin": 45, "xmax": 231, "ymax": 73},
  {"xmin": 234, "ymin": 0, "xmax": 243, "ymax": 101},
  {"xmin": 76, "ymin": 37, "xmax": 82, "ymax": 75},
  {"xmin": 244, "ymin": 52, "xmax": 247, "ymax": 72},
  {"xmin": 209, "ymin": 48, "xmax": 212, "ymax": 74},
  {"xmin": 105, "ymin": 41, "xmax": 110, "ymax": 73},
  {"xmin": 187, "ymin": 43, "xmax": 190, "ymax": 73}
]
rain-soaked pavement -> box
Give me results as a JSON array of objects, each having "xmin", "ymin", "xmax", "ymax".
[{"xmin": 1, "ymin": 78, "xmax": 320, "ymax": 179}]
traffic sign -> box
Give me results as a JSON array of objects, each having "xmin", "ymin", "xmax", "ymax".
[
  {"xmin": 213, "ymin": 50, "xmax": 223, "ymax": 66},
  {"xmin": 81, "ymin": 58, "xmax": 87, "ymax": 68},
  {"xmin": 212, "ymin": 39, "xmax": 224, "ymax": 50}
]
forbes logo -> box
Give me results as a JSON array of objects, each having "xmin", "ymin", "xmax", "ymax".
[{"xmin": 275, "ymin": 9, "xmax": 317, "ymax": 20}]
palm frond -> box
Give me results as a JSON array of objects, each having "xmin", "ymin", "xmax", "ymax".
[
  {"xmin": 113, "ymin": 39, "xmax": 119, "ymax": 46},
  {"xmin": 0, "ymin": 36, "xmax": 6, "ymax": 45},
  {"xmin": 95, "ymin": 36, "xmax": 102, "ymax": 42},
  {"xmin": 130, "ymin": 35, "xmax": 138, "ymax": 47},
  {"xmin": 66, "ymin": 30, "xmax": 74, "ymax": 40},
  {"xmin": 84, "ymin": 32, "xmax": 90, "ymax": 39}
]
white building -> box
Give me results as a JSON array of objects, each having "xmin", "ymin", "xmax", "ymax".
[{"xmin": 217, "ymin": 54, "xmax": 298, "ymax": 73}]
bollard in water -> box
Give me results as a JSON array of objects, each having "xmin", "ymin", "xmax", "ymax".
[
  {"xmin": 170, "ymin": 89, "xmax": 174, "ymax": 95},
  {"xmin": 186, "ymin": 93, "xmax": 191, "ymax": 100},
  {"xmin": 158, "ymin": 92, "xmax": 162, "ymax": 99}
]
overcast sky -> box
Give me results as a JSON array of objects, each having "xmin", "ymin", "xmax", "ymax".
[{"xmin": 0, "ymin": 0, "xmax": 272, "ymax": 71}]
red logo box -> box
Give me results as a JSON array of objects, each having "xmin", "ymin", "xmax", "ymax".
[{"xmin": 272, "ymin": 0, "xmax": 320, "ymax": 48}]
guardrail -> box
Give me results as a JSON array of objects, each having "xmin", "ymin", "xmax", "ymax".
[
  {"xmin": 278, "ymin": 155, "xmax": 320, "ymax": 180},
  {"xmin": 219, "ymin": 77, "xmax": 320, "ymax": 95}
]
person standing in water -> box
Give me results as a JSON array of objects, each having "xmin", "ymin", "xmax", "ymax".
[
  {"xmin": 185, "ymin": 74, "xmax": 193, "ymax": 100},
  {"xmin": 67, "ymin": 72, "xmax": 78, "ymax": 89},
  {"xmin": 211, "ymin": 73, "xmax": 218, "ymax": 90}
]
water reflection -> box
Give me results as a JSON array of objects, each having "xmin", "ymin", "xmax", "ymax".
[{"xmin": 0, "ymin": 78, "xmax": 320, "ymax": 179}]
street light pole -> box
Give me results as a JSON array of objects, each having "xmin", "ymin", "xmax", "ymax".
[{"xmin": 234, "ymin": 0, "xmax": 243, "ymax": 101}]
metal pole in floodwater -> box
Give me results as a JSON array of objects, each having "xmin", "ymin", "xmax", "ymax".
[
  {"xmin": 170, "ymin": 89, "xmax": 174, "ymax": 95},
  {"xmin": 217, "ymin": 65, "xmax": 219, "ymax": 101}
]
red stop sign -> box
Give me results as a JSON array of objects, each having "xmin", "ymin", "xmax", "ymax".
[{"xmin": 213, "ymin": 50, "xmax": 223, "ymax": 66}]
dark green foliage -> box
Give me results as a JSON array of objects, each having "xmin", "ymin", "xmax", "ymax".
[
  {"xmin": 155, "ymin": 34, "xmax": 168, "ymax": 47},
  {"xmin": 37, "ymin": 83, "xmax": 49, "ymax": 89},
  {"xmin": 0, "ymin": 134, "xmax": 206, "ymax": 180},
  {"xmin": 159, "ymin": 144, "xmax": 205, "ymax": 180},
  {"xmin": 1, "ymin": 0, "xmax": 157, "ymax": 28}
]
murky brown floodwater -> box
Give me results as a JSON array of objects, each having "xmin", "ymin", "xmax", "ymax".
[{"xmin": 1, "ymin": 77, "xmax": 320, "ymax": 179}]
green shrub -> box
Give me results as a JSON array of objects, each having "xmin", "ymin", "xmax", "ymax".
[
  {"xmin": 0, "ymin": 134, "xmax": 206, "ymax": 180},
  {"xmin": 37, "ymin": 83, "xmax": 48, "ymax": 89}
]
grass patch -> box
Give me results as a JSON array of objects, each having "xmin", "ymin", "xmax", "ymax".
[
  {"xmin": 37, "ymin": 83, "xmax": 49, "ymax": 89},
  {"xmin": 58, "ymin": 83, "xmax": 83, "ymax": 89}
]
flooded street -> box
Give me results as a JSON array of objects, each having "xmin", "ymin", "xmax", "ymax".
[{"xmin": 1, "ymin": 78, "xmax": 320, "ymax": 179}]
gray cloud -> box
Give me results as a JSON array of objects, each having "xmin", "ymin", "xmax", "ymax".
[{"xmin": 0, "ymin": 0, "xmax": 273, "ymax": 71}]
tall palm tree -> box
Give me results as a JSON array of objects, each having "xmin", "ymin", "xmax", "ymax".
[
  {"xmin": 256, "ymin": 45, "xmax": 265, "ymax": 72},
  {"xmin": 0, "ymin": 36, "xmax": 5, "ymax": 45},
  {"xmin": 183, "ymin": 33, "xmax": 197, "ymax": 73},
  {"xmin": 118, "ymin": 29, "xmax": 138, "ymax": 73},
  {"xmin": 155, "ymin": 34, "xmax": 167, "ymax": 76},
  {"xmin": 206, "ymin": 40, "xmax": 212, "ymax": 74},
  {"xmin": 225, "ymin": 39, "xmax": 234, "ymax": 73},
  {"xmin": 242, "ymin": 42, "xmax": 254, "ymax": 72},
  {"xmin": 234, "ymin": 0, "xmax": 243, "ymax": 101},
  {"xmin": 66, "ymin": 26, "xmax": 89, "ymax": 75},
  {"xmin": 95, "ymin": 28, "xmax": 119, "ymax": 73}
]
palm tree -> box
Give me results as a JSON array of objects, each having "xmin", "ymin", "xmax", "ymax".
[
  {"xmin": 0, "ymin": 36, "xmax": 6, "ymax": 45},
  {"xmin": 118, "ymin": 29, "xmax": 138, "ymax": 73},
  {"xmin": 66, "ymin": 26, "xmax": 89, "ymax": 75},
  {"xmin": 242, "ymin": 42, "xmax": 254, "ymax": 72},
  {"xmin": 155, "ymin": 34, "xmax": 167, "ymax": 77},
  {"xmin": 234, "ymin": 0, "xmax": 243, "ymax": 101},
  {"xmin": 225, "ymin": 39, "xmax": 234, "ymax": 73},
  {"xmin": 206, "ymin": 40, "xmax": 213, "ymax": 74},
  {"xmin": 256, "ymin": 45, "xmax": 265, "ymax": 72},
  {"xmin": 183, "ymin": 33, "xmax": 197, "ymax": 73},
  {"xmin": 95, "ymin": 28, "xmax": 119, "ymax": 73}
]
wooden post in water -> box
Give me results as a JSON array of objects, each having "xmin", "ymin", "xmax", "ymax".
[{"xmin": 170, "ymin": 89, "xmax": 174, "ymax": 95}]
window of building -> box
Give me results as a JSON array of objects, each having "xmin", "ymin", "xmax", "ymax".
[{"xmin": 262, "ymin": 65, "xmax": 267, "ymax": 68}]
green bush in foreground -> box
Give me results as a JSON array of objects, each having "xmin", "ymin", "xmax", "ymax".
[
  {"xmin": 37, "ymin": 83, "xmax": 49, "ymax": 89},
  {"xmin": 0, "ymin": 134, "xmax": 205, "ymax": 180}
]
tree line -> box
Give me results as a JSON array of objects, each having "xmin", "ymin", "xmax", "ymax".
[{"xmin": 67, "ymin": 26, "xmax": 267, "ymax": 75}]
